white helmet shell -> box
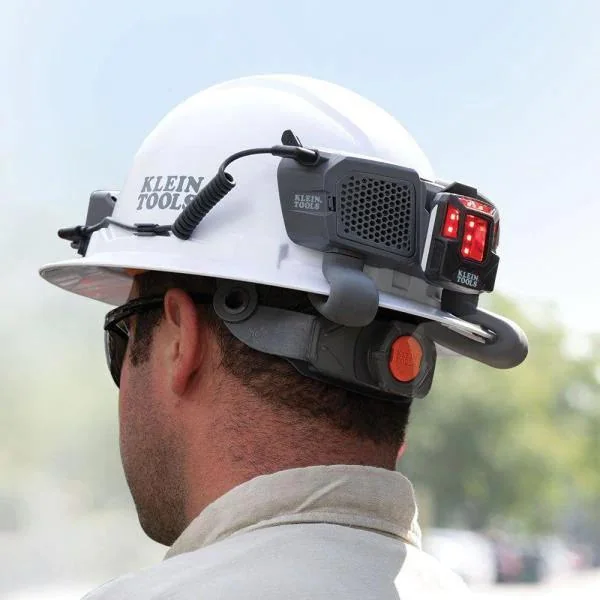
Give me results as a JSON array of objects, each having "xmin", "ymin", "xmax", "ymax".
[{"xmin": 40, "ymin": 75, "xmax": 487, "ymax": 338}]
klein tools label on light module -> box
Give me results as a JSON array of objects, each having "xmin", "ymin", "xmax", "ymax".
[{"xmin": 455, "ymin": 269, "xmax": 480, "ymax": 289}]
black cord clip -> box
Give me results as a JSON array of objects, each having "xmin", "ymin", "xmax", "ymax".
[
  {"xmin": 57, "ymin": 225, "xmax": 92, "ymax": 256},
  {"xmin": 57, "ymin": 219, "xmax": 173, "ymax": 256},
  {"xmin": 133, "ymin": 223, "xmax": 172, "ymax": 237}
]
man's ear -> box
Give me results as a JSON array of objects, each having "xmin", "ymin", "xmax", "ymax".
[{"xmin": 162, "ymin": 289, "xmax": 205, "ymax": 397}]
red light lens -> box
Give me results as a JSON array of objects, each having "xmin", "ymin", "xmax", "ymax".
[
  {"xmin": 461, "ymin": 215, "xmax": 488, "ymax": 262},
  {"xmin": 459, "ymin": 196, "xmax": 495, "ymax": 216},
  {"xmin": 442, "ymin": 205, "xmax": 460, "ymax": 239}
]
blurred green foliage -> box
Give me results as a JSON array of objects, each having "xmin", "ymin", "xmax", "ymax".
[{"xmin": 403, "ymin": 296, "xmax": 600, "ymax": 541}]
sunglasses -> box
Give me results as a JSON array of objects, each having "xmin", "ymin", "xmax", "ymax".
[{"xmin": 104, "ymin": 293, "xmax": 213, "ymax": 387}]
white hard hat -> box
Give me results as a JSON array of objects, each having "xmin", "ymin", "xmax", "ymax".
[{"xmin": 40, "ymin": 74, "xmax": 528, "ymax": 394}]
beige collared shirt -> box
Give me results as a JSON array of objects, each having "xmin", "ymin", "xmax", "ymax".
[{"xmin": 85, "ymin": 465, "xmax": 469, "ymax": 599}]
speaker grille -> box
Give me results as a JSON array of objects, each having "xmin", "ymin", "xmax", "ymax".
[{"xmin": 337, "ymin": 175, "xmax": 415, "ymax": 256}]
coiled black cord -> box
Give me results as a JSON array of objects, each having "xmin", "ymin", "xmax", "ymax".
[
  {"xmin": 171, "ymin": 144, "xmax": 321, "ymax": 240},
  {"xmin": 171, "ymin": 169, "xmax": 236, "ymax": 240}
]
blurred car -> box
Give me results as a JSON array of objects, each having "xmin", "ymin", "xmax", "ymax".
[
  {"xmin": 486, "ymin": 532, "xmax": 584, "ymax": 583},
  {"xmin": 422, "ymin": 528, "xmax": 497, "ymax": 587},
  {"xmin": 486, "ymin": 533, "xmax": 524, "ymax": 583}
]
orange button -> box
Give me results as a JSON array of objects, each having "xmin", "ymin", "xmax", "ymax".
[{"xmin": 388, "ymin": 336, "xmax": 423, "ymax": 382}]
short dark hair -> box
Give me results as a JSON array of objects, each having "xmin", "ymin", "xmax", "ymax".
[{"xmin": 130, "ymin": 271, "xmax": 411, "ymax": 447}]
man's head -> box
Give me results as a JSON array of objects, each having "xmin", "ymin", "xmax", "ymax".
[{"xmin": 116, "ymin": 270, "xmax": 411, "ymax": 545}]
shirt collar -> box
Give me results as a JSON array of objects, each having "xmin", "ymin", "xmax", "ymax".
[{"xmin": 165, "ymin": 465, "xmax": 421, "ymax": 560}]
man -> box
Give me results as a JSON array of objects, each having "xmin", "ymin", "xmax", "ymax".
[{"xmin": 40, "ymin": 74, "xmax": 527, "ymax": 598}]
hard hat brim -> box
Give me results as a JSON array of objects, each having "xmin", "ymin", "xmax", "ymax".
[{"xmin": 40, "ymin": 252, "xmax": 491, "ymax": 345}]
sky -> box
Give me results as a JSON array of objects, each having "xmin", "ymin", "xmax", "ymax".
[{"xmin": 1, "ymin": 0, "xmax": 599, "ymax": 336}]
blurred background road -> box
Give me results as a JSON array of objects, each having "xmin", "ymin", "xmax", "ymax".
[{"xmin": 473, "ymin": 570, "xmax": 600, "ymax": 599}]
